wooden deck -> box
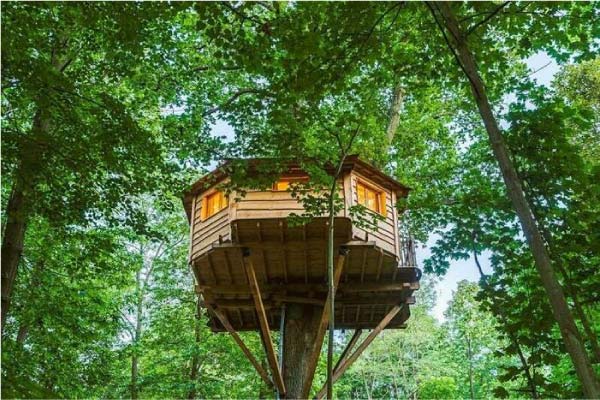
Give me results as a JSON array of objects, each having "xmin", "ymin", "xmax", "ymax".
[{"xmin": 192, "ymin": 217, "xmax": 420, "ymax": 332}]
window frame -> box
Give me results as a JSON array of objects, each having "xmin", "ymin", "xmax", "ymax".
[
  {"xmin": 200, "ymin": 189, "xmax": 228, "ymax": 221},
  {"xmin": 356, "ymin": 179, "xmax": 387, "ymax": 216}
]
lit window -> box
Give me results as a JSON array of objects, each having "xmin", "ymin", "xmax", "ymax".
[
  {"xmin": 273, "ymin": 178, "xmax": 307, "ymax": 191},
  {"xmin": 201, "ymin": 191, "xmax": 228, "ymax": 220},
  {"xmin": 357, "ymin": 181, "xmax": 386, "ymax": 215},
  {"xmin": 274, "ymin": 180, "xmax": 291, "ymax": 191}
]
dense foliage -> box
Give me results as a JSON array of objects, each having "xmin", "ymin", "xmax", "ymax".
[{"xmin": 2, "ymin": 2, "xmax": 599, "ymax": 399}]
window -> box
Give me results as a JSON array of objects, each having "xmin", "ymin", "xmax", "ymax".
[
  {"xmin": 201, "ymin": 190, "xmax": 228, "ymax": 220},
  {"xmin": 274, "ymin": 180, "xmax": 291, "ymax": 191},
  {"xmin": 273, "ymin": 177, "xmax": 307, "ymax": 191},
  {"xmin": 357, "ymin": 181, "xmax": 386, "ymax": 215}
]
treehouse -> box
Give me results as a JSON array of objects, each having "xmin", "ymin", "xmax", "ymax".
[{"xmin": 183, "ymin": 156, "xmax": 421, "ymax": 398}]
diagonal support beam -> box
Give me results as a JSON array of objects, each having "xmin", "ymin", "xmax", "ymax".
[
  {"xmin": 203, "ymin": 302, "xmax": 273, "ymax": 389},
  {"xmin": 334, "ymin": 329, "xmax": 363, "ymax": 373},
  {"xmin": 301, "ymin": 247, "xmax": 349, "ymax": 398},
  {"xmin": 314, "ymin": 304, "xmax": 406, "ymax": 400},
  {"xmin": 242, "ymin": 249, "xmax": 286, "ymax": 396}
]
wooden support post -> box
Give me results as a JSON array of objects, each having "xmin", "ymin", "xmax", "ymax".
[
  {"xmin": 203, "ymin": 303, "xmax": 273, "ymax": 389},
  {"xmin": 301, "ymin": 247, "xmax": 349, "ymax": 398},
  {"xmin": 242, "ymin": 248, "xmax": 287, "ymax": 396},
  {"xmin": 333, "ymin": 329, "xmax": 363, "ymax": 373},
  {"xmin": 314, "ymin": 304, "xmax": 405, "ymax": 399}
]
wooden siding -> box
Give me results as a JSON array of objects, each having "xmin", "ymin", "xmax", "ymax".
[
  {"xmin": 349, "ymin": 171, "xmax": 397, "ymax": 255},
  {"xmin": 189, "ymin": 173, "xmax": 402, "ymax": 263},
  {"xmin": 190, "ymin": 193, "xmax": 230, "ymax": 262}
]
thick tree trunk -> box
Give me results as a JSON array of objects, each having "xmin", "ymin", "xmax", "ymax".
[
  {"xmin": 1, "ymin": 108, "xmax": 50, "ymax": 332},
  {"xmin": 282, "ymin": 303, "xmax": 323, "ymax": 399},
  {"xmin": 434, "ymin": 3, "xmax": 600, "ymax": 397}
]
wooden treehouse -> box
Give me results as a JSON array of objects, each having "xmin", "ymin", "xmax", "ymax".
[{"xmin": 183, "ymin": 156, "xmax": 421, "ymax": 399}]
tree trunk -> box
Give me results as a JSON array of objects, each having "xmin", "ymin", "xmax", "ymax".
[
  {"xmin": 434, "ymin": 3, "xmax": 600, "ymax": 397},
  {"xmin": 386, "ymin": 82, "xmax": 405, "ymax": 146},
  {"xmin": 466, "ymin": 335, "xmax": 475, "ymax": 400},
  {"xmin": 1, "ymin": 108, "xmax": 51, "ymax": 332},
  {"xmin": 326, "ymin": 184, "xmax": 336, "ymax": 400},
  {"xmin": 131, "ymin": 269, "xmax": 143, "ymax": 400},
  {"xmin": 187, "ymin": 301, "xmax": 203, "ymax": 400},
  {"xmin": 1, "ymin": 172, "xmax": 29, "ymax": 331},
  {"xmin": 282, "ymin": 303, "xmax": 323, "ymax": 399}
]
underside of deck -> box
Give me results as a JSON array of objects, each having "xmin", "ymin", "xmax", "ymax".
[{"xmin": 192, "ymin": 217, "xmax": 421, "ymax": 332}]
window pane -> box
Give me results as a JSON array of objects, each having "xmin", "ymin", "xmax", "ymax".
[
  {"xmin": 276, "ymin": 181, "xmax": 290, "ymax": 191},
  {"xmin": 366, "ymin": 189, "xmax": 378, "ymax": 211},
  {"xmin": 357, "ymin": 181, "xmax": 381, "ymax": 213},
  {"xmin": 357, "ymin": 183, "xmax": 366, "ymax": 205},
  {"xmin": 205, "ymin": 191, "xmax": 227, "ymax": 218}
]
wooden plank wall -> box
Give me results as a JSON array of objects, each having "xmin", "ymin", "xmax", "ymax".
[
  {"xmin": 188, "ymin": 173, "xmax": 402, "ymax": 263},
  {"xmin": 232, "ymin": 191, "xmax": 306, "ymax": 220},
  {"xmin": 349, "ymin": 172, "xmax": 397, "ymax": 255},
  {"xmin": 190, "ymin": 194, "xmax": 231, "ymax": 261}
]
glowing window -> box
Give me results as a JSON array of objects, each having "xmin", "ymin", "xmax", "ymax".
[
  {"xmin": 357, "ymin": 181, "xmax": 386, "ymax": 215},
  {"xmin": 274, "ymin": 180, "xmax": 291, "ymax": 191},
  {"xmin": 273, "ymin": 178, "xmax": 307, "ymax": 191},
  {"xmin": 201, "ymin": 191, "xmax": 228, "ymax": 220}
]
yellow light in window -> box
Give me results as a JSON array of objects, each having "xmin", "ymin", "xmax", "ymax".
[
  {"xmin": 275, "ymin": 181, "xmax": 290, "ymax": 191},
  {"xmin": 356, "ymin": 181, "xmax": 385, "ymax": 215},
  {"xmin": 202, "ymin": 191, "xmax": 228, "ymax": 220}
]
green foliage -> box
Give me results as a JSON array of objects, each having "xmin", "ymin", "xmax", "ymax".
[
  {"xmin": 418, "ymin": 376, "xmax": 459, "ymax": 399},
  {"xmin": 2, "ymin": 2, "xmax": 600, "ymax": 399}
]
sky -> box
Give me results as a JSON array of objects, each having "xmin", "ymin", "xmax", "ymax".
[{"xmin": 207, "ymin": 52, "xmax": 561, "ymax": 323}]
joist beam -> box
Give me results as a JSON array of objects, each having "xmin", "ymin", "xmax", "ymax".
[
  {"xmin": 201, "ymin": 296, "xmax": 325, "ymax": 309},
  {"xmin": 203, "ymin": 303, "xmax": 273, "ymax": 389},
  {"xmin": 200, "ymin": 295, "xmax": 414, "ymax": 312},
  {"xmin": 242, "ymin": 249, "xmax": 286, "ymax": 396},
  {"xmin": 314, "ymin": 304, "xmax": 406, "ymax": 399},
  {"xmin": 209, "ymin": 239, "xmax": 376, "ymax": 252},
  {"xmin": 196, "ymin": 281, "xmax": 419, "ymax": 295},
  {"xmin": 301, "ymin": 247, "xmax": 349, "ymax": 398}
]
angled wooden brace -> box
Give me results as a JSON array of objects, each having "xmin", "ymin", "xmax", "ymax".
[
  {"xmin": 301, "ymin": 246, "xmax": 350, "ymax": 398},
  {"xmin": 242, "ymin": 248, "xmax": 287, "ymax": 396},
  {"xmin": 203, "ymin": 302, "xmax": 273, "ymax": 389},
  {"xmin": 334, "ymin": 329, "xmax": 363, "ymax": 373},
  {"xmin": 314, "ymin": 303, "xmax": 406, "ymax": 399}
]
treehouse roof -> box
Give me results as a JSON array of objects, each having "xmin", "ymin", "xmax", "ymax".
[{"xmin": 183, "ymin": 155, "xmax": 410, "ymax": 221}]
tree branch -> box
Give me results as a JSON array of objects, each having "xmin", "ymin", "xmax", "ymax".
[
  {"xmin": 202, "ymin": 89, "xmax": 267, "ymax": 116},
  {"xmin": 466, "ymin": 2, "xmax": 510, "ymax": 36}
]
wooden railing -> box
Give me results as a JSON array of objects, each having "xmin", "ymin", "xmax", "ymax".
[{"xmin": 398, "ymin": 222, "xmax": 417, "ymax": 267}]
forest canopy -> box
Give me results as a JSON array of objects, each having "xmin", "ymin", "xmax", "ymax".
[{"xmin": 1, "ymin": 2, "xmax": 599, "ymax": 399}]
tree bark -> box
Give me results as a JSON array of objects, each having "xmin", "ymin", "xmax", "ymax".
[
  {"xmin": 282, "ymin": 303, "xmax": 323, "ymax": 399},
  {"xmin": 1, "ymin": 168, "xmax": 30, "ymax": 331},
  {"xmin": 466, "ymin": 335, "xmax": 475, "ymax": 400},
  {"xmin": 187, "ymin": 300, "xmax": 203, "ymax": 399},
  {"xmin": 386, "ymin": 82, "xmax": 404, "ymax": 146},
  {"xmin": 131, "ymin": 269, "xmax": 143, "ymax": 400},
  {"xmin": 433, "ymin": 3, "xmax": 600, "ymax": 397}
]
